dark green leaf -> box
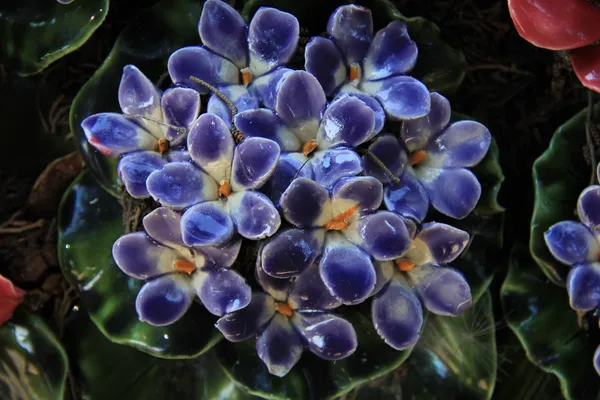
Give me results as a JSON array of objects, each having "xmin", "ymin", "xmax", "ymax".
[
  {"xmin": 0, "ymin": 310, "xmax": 68, "ymax": 400},
  {"xmin": 58, "ymin": 170, "xmax": 222, "ymax": 358}
]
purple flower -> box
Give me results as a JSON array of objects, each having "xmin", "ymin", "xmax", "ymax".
[
  {"xmin": 365, "ymin": 93, "xmax": 491, "ymax": 220},
  {"xmin": 371, "ymin": 222, "xmax": 472, "ymax": 349},
  {"xmin": 305, "ymin": 5, "xmax": 430, "ymax": 121},
  {"xmin": 112, "ymin": 207, "xmax": 251, "ymax": 326},
  {"xmin": 216, "ymin": 262, "xmax": 357, "ymax": 377},
  {"xmin": 146, "ymin": 113, "xmax": 282, "ymax": 242}
]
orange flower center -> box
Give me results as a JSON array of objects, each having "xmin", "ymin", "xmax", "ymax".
[
  {"xmin": 410, "ymin": 150, "xmax": 427, "ymax": 166},
  {"xmin": 349, "ymin": 64, "xmax": 361, "ymax": 82},
  {"xmin": 241, "ymin": 69, "xmax": 253, "ymax": 86},
  {"xmin": 219, "ymin": 180, "xmax": 231, "ymax": 198},
  {"xmin": 156, "ymin": 138, "xmax": 170, "ymax": 154},
  {"xmin": 275, "ymin": 302, "xmax": 294, "ymax": 317},
  {"xmin": 395, "ymin": 259, "xmax": 415, "ymax": 272},
  {"xmin": 303, "ymin": 139, "xmax": 319, "ymax": 156},
  {"xmin": 323, "ymin": 204, "xmax": 360, "ymax": 231},
  {"xmin": 173, "ymin": 259, "xmax": 196, "ymax": 274}
]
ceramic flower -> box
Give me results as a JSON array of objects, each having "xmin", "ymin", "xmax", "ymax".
[
  {"xmin": 168, "ymin": 0, "xmax": 299, "ymax": 121},
  {"xmin": 112, "ymin": 207, "xmax": 251, "ymax": 326},
  {"xmin": 365, "ymin": 92, "xmax": 491, "ymax": 220},
  {"xmin": 371, "ymin": 222, "xmax": 472, "ymax": 349},
  {"xmin": 0, "ymin": 275, "xmax": 25, "ymax": 326},
  {"xmin": 216, "ymin": 262, "xmax": 357, "ymax": 377},
  {"xmin": 146, "ymin": 113, "xmax": 282, "ymax": 243},
  {"xmin": 305, "ymin": 5, "xmax": 430, "ymax": 120},
  {"xmin": 81, "ymin": 65, "xmax": 201, "ymax": 198}
]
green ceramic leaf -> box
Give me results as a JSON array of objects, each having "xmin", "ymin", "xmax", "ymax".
[
  {"xmin": 530, "ymin": 105, "xmax": 599, "ymax": 285},
  {"xmin": 57, "ymin": 170, "xmax": 222, "ymax": 358},
  {"xmin": 217, "ymin": 308, "xmax": 413, "ymax": 400},
  {"xmin": 65, "ymin": 310, "xmax": 254, "ymax": 399},
  {"xmin": 0, "ymin": 310, "xmax": 68, "ymax": 400},
  {"xmin": 501, "ymin": 245, "xmax": 600, "ymax": 400},
  {"xmin": 70, "ymin": 0, "xmax": 204, "ymax": 196},
  {"xmin": 0, "ymin": 0, "xmax": 108, "ymax": 75},
  {"xmin": 242, "ymin": 0, "xmax": 466, "ymax": 94}
]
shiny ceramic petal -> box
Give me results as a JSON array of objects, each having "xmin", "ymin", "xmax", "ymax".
[
  {"xmin": 250, "ymin": 67, "xmax": 293, "ymax": 110},
  {"xmin": 363, "ymin": 21, "xmax": 418, "ymax": 80},
  {"xmin": 408, "ymin": 265, "xmax": 472, "ymax": 316},
  {"xmin": 383, "ymin": 168, "xmax": 429, "ymax": 223},
  {"xmin": 256, "ymin": 314, "xmax": 304, "ymax": 377},
  {"xmin": 263, "ymin": 152, "xmax": 310, "ymax": 206},
  {"xmin": 595, "ymin": 345, "xmax": 600, "ymax": 376},
  {"xmin": 401, "ymin": 92, "xmax": 451, "ymax": 152},
  {"xmin": 349, "ymin": 211, "xmax": 411, "ymax": 261},
  {"xmin": 544, "ymin": 221, "xmax": 600, "ymax": 265},
  {"xmin": 578, "ymin": 185, "xmax": 600, "ymax": 232},
  {"xmin": 280, "ymin": 178, "xmax": 330, "ymax": 228},
  {"xmin": 231, "ymin": 137, "xmax": 281, "ymax": 192},
  {"xmin": 316, "ymin": 95, "xmax": 375, "ymax": 148},
  {"xmin": 566, "ymin": 263, "xmax": 600, "ymax": 311},
  {"xmin": 371, "ymin": 261, "xmax": 395, "ymax": 297},
  {"xmin": 135, "ymin": 274, "xmax": 194, "ymax": 326},
  {"xmin": 335, "ymin": 90, "xmax": 386, "ymax": 136},
  {"xmin": 304, "ymin": 36, "xmax": 346, "ymax": 95},
  {"xmin": 118, "ymin": 65, "xmax": 163, "ymax": 137},
  {"xmin": 309, "ymin": 149, "xmax": 363, "ymax": 189},
  {"xmin": 362, "ymin": 75, "xmax": 431, "ymax": 120},
  {"xmin": 208, "ymin": 85, "xmax": 260, "ymax": 127},
  {"xmin": 261, "ymin": 228, "xmax": 325, "ymax": 279},
  {"xmin": 326, "ymin": 5, "xmax": 373, "ymax": 65},
  {"xmin": 82, "ymin": 113, "xmax": 156, "ymax": 157},
  {"xmin": 142, "ymin": 207, "xmax": 185, "ymax": 249},
  {"xmin": 424, "ymin": 121, "xmax": 491, "ymax": 168},
  {"xmin": 293, "ymin": 311, "xmax": 357, "ymax": 360},
  {"xmin": 409, "ymin": 222, "xmax": 470, "ymax": 265},
  {"xmin": 363, "ymin": 134, "xmax": 407, "ymax": 184},
  {"xmin": 181, "ymin": 201, "xmax": 235, "ymax": 247},
  {"xmin": 117, "ymin": 151, "xmax": 166, "ymax": 198},
  {"xmin": 195, "ymin": 236, "xmax": 242, "ymax": 268},
  {"xmin": 191, "ymin": 267, "xmax": 252, "ymax": 316},
  {"xmin": 234, "ymin": 108, "xmax": 300, "ymax": 151},
  {"xmin": 112, "ymin": 232, "xmax": 179, "ymax": 279},
  {"xmin": 216, "ymin": 292, "xmax": 276, "ymax": 342},
  {"xmin": 161, "ymin": 87, "xmax": 201, "ymax": 142},
  {"xmin": 331, "ymin": 176, "xmax": 383, "ymax": 216},
  {"xmin": 287, "ymin": 263, "xmax": 341, "ymax": 310},
  {"xmin": 227, "ymin": 191, "xmax": 281, "ymax": 240},
  {"xmin": 256, "ymin": 259, "xmax": 291, "ymax": 302}
]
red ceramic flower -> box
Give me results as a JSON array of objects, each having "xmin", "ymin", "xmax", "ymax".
[{"xmin": 0, "ymin": 275, "xmax": 25, "ymax": 325}]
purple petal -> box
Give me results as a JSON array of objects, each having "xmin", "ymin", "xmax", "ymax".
[
  {"xmin": 566, "ymin": 263, "xmax": 600, "ymax": 311},
  {"xmin": 331, "ymin": 176, "xmax": 383, "ymax": 215},
  {"xmin": 192, "ymin": 267, "xmax": 251, "ymax": 316},
  {"xmin": 545, "ymin": 221, "xmax": 600, "ymax": 265},
  {"xmin": 594, "ymin": 345, "xmax": 600, "ymax": 375},
  {"xmin": 167, "ymin": 149, "xmax": 190, "ymax": 163},
  {"xmin": 207, "ymin": 85, "xmax": 259, "ymax": 128},
  {"xmin": 256, "ymin": 314, "xmax": 304, "ymax": 377},
  {"xmin": 199, "ymin": 0, "xmax": 248, "ymax": 68},
  {"xmin": 196, "ymin": 237, "xmax": 242, "ymax": 268},
  {"xmin": 310, "ymin": 149, "xmax": 363, "ymax": 189},
  {"xmin": 383, "ymin": 168, "xmax": 429, "ymax": 223},
  {"xmin": 371, "ymin": 279, "xmax": 423, "ymax": 350},
  {"xmin": 161, "ymin": 87, "xmax": 200, "ymax": 143},
  {"xmin": 416, "ymin": 167, "xmax": 481, "ymax": 219},
  {"xmin": 319, "ymin": 233, "xmax": 376, "ymax": 304},
  {"xmin": 261, "ymin": 228, "xmax": 325, "ymax": 279},
  {"xmin": 82, "ymin": 113, "xmax": 156, "ymax": 157},
  {"xmin": 578, "ymin": 185, "xmax": 600, "ymax": 233},
  {"xmin": 181, "ymin": 201, "xmax": 235, "ymax": 247},
  {"xmin": 167, "ymin": 46, "xmax": 239, "ymax": 93},
  {"xmin": 275, "ymin": 71, "xmax": 327, "ymax": 144},
  {"xmin": 335, "ymin": 90, "xmax": 385, "ymax": 136},
  {"xmin": 263, "ymin": 152, "xmax": 311, "ymax": 206},
  {"xmin": 363, "ymin": 134, "xmax": 407, "ymax": 184},
  {"xmin": 327, "ymin": 5, "xmax": 373, "ymax": 65},
  {"xmin": 227, "ymin": 191, "xmax": 281, "ymax": 240},
  {"xmin": 363, "ymin": 21, "xmax": 418, "ymax": 81},
  {"xmin": 117, "ymin": 151, "xmax": 166, "ymax": 198},
  {"xmin": 293, "ymin": 311, "xmax": 357, "ymax": 360},
  {"xmin": 362, "ymin": 76, "xmax": 431, "ymax": 120},
  {"xmin": 147, "ymin": 162, "xmax": 219, "ymax": 209},
  {"xmin": 288, "ymin": 264, "xmax": 341, "ymax": 310},
  {"xmin": 187, "ymin": 113, "xmax": 234, "ymax": 183},
  {"xmin": 408, "ymin": 265, "xmax": 472, "ymax": 316},
  {"xmin": 371, "ymin": 261, "xmax": 394, "ymax": 296},
  {"xmin": 248, "ymin": 7, "xmax": 299, "ymax": 77},
  {"xmin": 118, "ymin": 65, "xmax": 163, "ymax": 137},
  {"xmin": 317, "ymin": 95, "xmax": 375, "ymax": 148},
  {"xmin": 256, "ymin": 259, "xmax": 291, "ymax": 302},
  {"xmin": 112, "ymin": 232, "xmax": 178, "ymax": 279},
  {"xmin": 425, "ymin": 121, "xmax": 492, "ymax": 168},
  {"xmin": 142, "ymin": 207, "xmax": 184, "ymax": 249},
  {"xmin": 304, "ymin": 36, "xmax": 346, "ymax": 95},
  {"xmin": 250, "ymin": 67, "xmax": 293, "ymax": 110},
  {"xmin": 135, "ymin": 274, "xmax": 194, "ymax": 326},
  {"xmin": 234, "ymin": 108, "xmax": 300, "ymax": 152},
  {"xmin": 231, "ymin": 137, "xmax": 281, "ymax": 191},
  {"xmin": 216, "ymin": 292, "xmax": 276, "ymax": 342},
  {"xmin": 349, "ymin": 211, "xmax": 411, "ymax": 261},
  {"xmin": 401, "ymin": 93, "xmax": 451, "ymax": 152},
  {"xmin": 281, "ymin": 178, "xmax": 330, "ymax": 228},
  {"xmin": 412, "ymin": 222, "xmax": 470, "ymax": 265}
]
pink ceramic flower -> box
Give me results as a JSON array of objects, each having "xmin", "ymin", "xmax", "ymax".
[{"xmin": 0, "ymin": 275, "xmax": 24, "ymax": 325}]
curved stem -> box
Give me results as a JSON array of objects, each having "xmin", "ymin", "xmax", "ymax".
[
  {"xmin": 124, "ymin": 114, "xmax": 187, "ymax": 135},
  {"xmin": 360, "ymin": 149, "xmax": 400, "ymax": 184}
]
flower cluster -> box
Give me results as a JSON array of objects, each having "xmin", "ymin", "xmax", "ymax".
[
  {"xmin": 545, "ymin": 163, "xmax": 600, "ymax": 376},
  {"xmin": 82, "ymin": 1, "xmax": 491, "ymax": 377}
]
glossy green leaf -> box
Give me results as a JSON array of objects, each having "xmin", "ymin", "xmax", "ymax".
[
  {"xmin": 0, "ymin": 0, "xmax": 108, "ymax": 75},
  {"xmin": 65, "ymin": 310, "xmax": 253, "ymax": 399},
  {"xmin": 0, "ymin": 310, "xmax": 68, "ymax": 400},
  {"xmin": 530, "ymin": 105, "xmax": 599, "ymax": 285},
  {"xmin": 242, "ymin": 0, "xmax": 466, "ymax": 94},
  {"xmin": 70, "ymin": 0, "xmax": 204, "ymax": 196},
  {"xmin": 57, "ymin": 170, "xmax": 222, "ymax": 358},
  {"xmin": 501, "ymin": 245, "xmax": 600, "ymax": 400}
]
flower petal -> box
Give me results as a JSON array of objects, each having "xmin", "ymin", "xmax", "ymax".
[
  {"xmin": 327, "ymin": 5, "xmax": 373, "ymax": 65},
  {"xmin": 578, "ymin": 185, "xmax": 600, "ymax": 233},
  {"xmin": 424, "ymin": 121, "xmax": 492, "ymax": 168},
  {"xmin": 191, "ymin": 267, "xmax": 252, "ymax": 316},
  {"xmin": 167, "ymin": 46, "xmax": 239, "ymax": 93},
  {"xmin": 117, "ymin": 151, "xmax": 166, "ymax": 198},
  {"xmin": 161, "ymin": 87, "xmax": 201, "ymax": 143},
  {"xmin": 198, "ymin": 0, "xmax": 248, "ymax": 68},
  {"xmin": 363, "ymin": 134, "xmax": 407, "ymax": 184},
  {"xmin": 147, "ymin": 162, "xmax": 219, "ymax": 209},
  {"xmin": 250, "ymin": 67, "xmax": 293, "ymax": 110},
  {"xmin": 263, "ymin": 152, "xmax": 311, "ymax": 206},
  {"xmin": 362, "ymin": 75, "xmax": 431, "ymax": 120},
  {"xmin": 0, "ymin": 275, "xmax": 24, "ymax": 325},
  {"xmin": 235, "ymin": 108, "xmax": 300, "ymax": 152},
  {"xmin": 348, "ymin": 211, "xmax": 411, "ymax": 261},
  {"xmin": 310, "ymin": 149, "xmax": 363, "ymax": 189},
  {"xmin": 261, "ymin": 228, "xmax": 325, "ymax": 279},
  {"xmin": 118, "ymin": 65, "xmax": 163, "ymax": 137},
  {"xmin": 187, "ymin": 113, "xmax": 234, "ymax": 184},
  {"xmin": 416, "ymin": 167, "xmax": 481, "ymax": 219},
  {"xmin": 409, "ymin": 222, "xmax": 470, "ymax": 265},
  {"xmin": 408, "ymin": 265, "xmax": 472, "ymax": 316},
  {"xmin": 572, "ymin": 45, "xmax": 600, "ymax": 92},
  {"xmin": 319, "ymin": 233, "xmax": 376, "ymax": 304},
  {"xmin": 231, "ymin": 137, "xmax": 281, "ymax": 192},
  {"xmin": 566, "ymin": 263, "xmax": 600, "ymax": 311},
  {"xmin": 196, "ymin": 237, "xmax": 242, "ymax": 268},
  {"xmin": 167, "ymin": 149, "xmax": 191, "ymax": 163},
  {"xmin": 293, "ymin": 311, "xmax": 357, "ymax": 360},
  {"xmin": 248, "ymin": 7, "xmax": 299, "ymax": 77},
  {"xmin": 317, "ymin": 95, "xmax": 375, "ymax": 148},
  {"xmin": 281, "ymin": 178, "xmax": 330, "ymax": 228},
  {"xmin": 401, "ymin": 92, "xmax": 451, "ymax": 152},
  {"xmin": 371, "ymin": 261, "xmax": 394, "ymax": 296},
  {"xmin": 142, "ymin": 207, "xmax": 184, "ymax": 249},
  {"xmin": 256, "ymin": 314, "xmax": 304, "ymax": 377},
  {"xmin": 363, "ymin": 21, "xmax": 418, "ymax": 81},
  {"xmin": 181, "ymin": 201, "xmax": 235, "ymax": 247},
  {"xmin": 544, "ymin": 221, "xmax": 600, "ymax": 265},
  {"xmin": 227, "ymin": 191, "xmax": 281, "ymax": 240},
  {"xmin": 82, "ymin": 113, "xmax": 156, "ymax": 157},
  {"xmin": 112, "ymin": 232, "xmax": 178, "ymax": 279},
  {"xmin": 595, "ymin": 345, "xmax": 600, "ymax": 376},
  {"xmin": 336, "ymin": 90, "xmax": 386, "ymax": 136},
  {"xmin": 216, "ymin": 292, "xmax": 276, "ymax": 342},
  {"xmin": 288, "ymin": 264, "xmax": 341, "ymax": 310},
  {"xmin": 371, "ymin": 279, "xmax": 423, "ymax": 350},
  {"xmin": 304, "ymin": 36, "xmax": 346, "ymax": 95},
  {"xmin": 135, "ymin": 274, "xmax": 194, "ymax": 326},
  {"xmin": 207, "ymin": 85, "xmax": 260, "ymax": 128},
  {"xmin": 256, "ymin": 258, "xmax": 291, "ymax": 302},
  {"xmin": 331, "ymin": 176, "xmax": 383, "ymax": 216},
  {"xmin": 275, "ymin": 71, "xmax": 327, "ymax": 144},
  {"xmin": 383, "ymin": 168, "xmax": 429, "ymax": 223}
]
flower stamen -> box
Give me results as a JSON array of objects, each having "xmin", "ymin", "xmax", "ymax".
[
  {"xmin": 219, "ymin": 180, "xmax": 231, "ymax": 198},
  {"xmin": 275, "ymin": 302, "xmax": 294, "ymax": 317},
  {"xmin": 303, "ymin": 139, "xmax": 319, "ymax": 156},
  {"xmin": 157, "ymin": 138, "xmax": 170, "ymax": 154},
  {"xmin": 349, "ymin": 63, "xmax": 361, "ymax": 82},
  {"xmin": 410, "ymin": 150, "xmax": 427, "ymax": 166},
  {"xmin": 241, "ymin": 68, "xmax": 253, "ymax": 86},
  {"xmin": 173, "ymin": 259, "xmax": 196, "ymax": 274},
  {"xmin": 323, "ymin": 204, "xmax": 360, "ymax": 231},
  {"xmin": 395, "ymin": 259, "xmax": 415, "ymax": 272}
]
